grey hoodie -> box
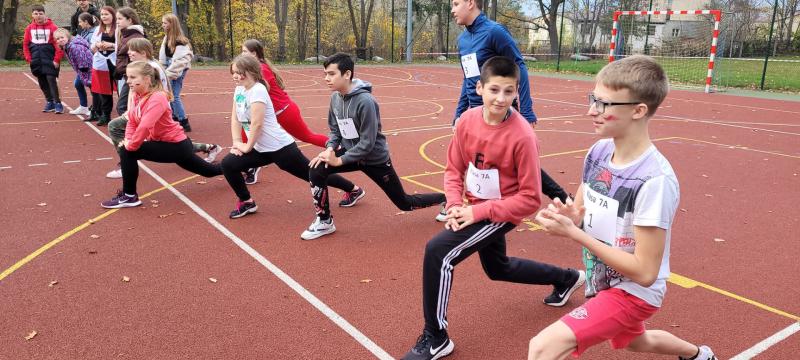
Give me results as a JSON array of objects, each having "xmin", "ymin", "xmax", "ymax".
[{"xmin": 326, "ymin": 79, "xmax": 390, "ymax": 165}]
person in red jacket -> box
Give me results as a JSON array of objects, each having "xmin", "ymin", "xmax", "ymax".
[
  {"xmin": 100, "ymin": 61, "xmax": 222, "ymax": 208},
  {"xmin": 23, "ymin": 5, "xmax": 65, "ymax": 114},
  {"xmin": 401, "ymin": 57, "xmax": 584, "ymax": 360}
]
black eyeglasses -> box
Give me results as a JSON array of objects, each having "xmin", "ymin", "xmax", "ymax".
[{"xmin": 588, "ymin": 93, "xmax": 641, "ymax": 114}]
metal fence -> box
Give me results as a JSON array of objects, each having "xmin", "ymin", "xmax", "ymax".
[{"xmin": 3, "ymin": 0, "xmax": 799, "ymax": 91}]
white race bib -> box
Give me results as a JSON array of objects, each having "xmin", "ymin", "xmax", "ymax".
[
  {"xmin": 337, "ymin": 117, "xmax": 359, "ymax": 139},
  {"xmin": 461, "ymin": 53, "xmax": 480, "ymax": 78},
  {"xmin": 582, "ymin": 186, "xmax": 619, "ymax": 244},
  {"xmin": 466, "ymin": 162, "xmax": 501, "ymax": 200}
]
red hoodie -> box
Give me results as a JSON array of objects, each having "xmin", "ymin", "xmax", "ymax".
[{"xmin": 23, "ymin": 18, "xmax": 63, "ymax": 63}]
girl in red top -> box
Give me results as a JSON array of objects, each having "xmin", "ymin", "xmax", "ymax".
[
  {"xmin": 239, "ymin": 39, "xmax": 329, "ymax": 184},
  {"xmin": 101, "ymin": 61, "xmax": 222, "ymax": 208}
]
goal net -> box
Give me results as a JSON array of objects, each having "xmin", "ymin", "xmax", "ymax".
[{"xmin": 609, "ymin": 10, "xmax": 722, "ymax": 93}]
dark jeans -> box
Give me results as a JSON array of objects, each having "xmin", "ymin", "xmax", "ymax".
[
  {"xmin": 119, "ymin": 138, "xmax": 222, "ymax": 194},
  {"xmin": 422, "ymin": 221, "xmax": 574, "ymax": 336},
  {"xmin": 74, "ymin": 76, "xmax": 88, "ymax": 107},
  {"xmin": 309, "ymin": 158, "xmax": 445, "ymax": 220},
  {"xmin": 36, "ymin": 74, "xmax": 60, "ymax": 103},
  {"xmin": 221, "ymin": 142, "xmax": 355, "ymax": 202},
  {"xmin": 116, "ymin": 78, "xmax": 129, "ymax": 116}
]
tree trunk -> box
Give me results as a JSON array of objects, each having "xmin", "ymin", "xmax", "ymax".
[
  {"xmin": 345, "ymin": 0, "xmax": 375, "ymax": 59},
  {"xmin": 275, "ymin": 0, "xmax": 289, "ymax": 61},
  {"xmin": 213, "ymin": 0, "xmax": 227, "ymax": 60},
  {"xmin": 0, "ymin": 0, "xmax": 20, "ymax": 59},
  {"xmin": 296, "ymin": 0, "xmax": 309, "ymax": 61}
]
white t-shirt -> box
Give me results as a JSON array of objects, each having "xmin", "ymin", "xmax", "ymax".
[
  {"xmin": 233, "ymin": 83, "xmax": 294, "ymax": 152},
  {"xmin": 581, "ymin": 138, "xmax": 679, "ymax": 307}
]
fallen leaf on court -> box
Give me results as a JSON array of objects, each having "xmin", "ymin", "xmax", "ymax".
[
  {"xmin": 209, "ymin": 277, "xmax": 218, "ymax": 283},
  {"xmin": 88, "ymin": 219, "xmax": 95, "ymax": 224},
  {"xmin": 360, "ymin": 279, "xmax": 372, "ymax": 283},
  {"xmin": 88, "ymin": 250, "xmax": 97, "ymax": 254},
  {"xmin": 704, "ymin": 194, "xmax": 713, "ymax": 197},
  {"xmin": 196, "ymin": 180, "xmax": 207, "ymax": 184},
  {"xmin": 680, "ymin": 208, "xmax": 687, "ymax": 212},
  {"xmin": 83, "ymin": 193, "xmax": 91, "ymax": 197},
  {"xmin": 36, "ymin": 203, "xmax": 47, "ymax": 207},
  {"xmin": 177, "ymin": 211, "xmax": 186, "ymax": 215},
  {"xmin": 701, "ymin": 174, "xmax": 708, "ymax": 178},
  {"xmin": 731, "ymin": 188, "xmax": 737, "ymax": 192},
  {"xmin": 516, "ymin": 229, "xmax": 526, "ymax": 232},
  {"xmin": 48, "ymin": 280, "xmax": 58, "ymax": 287},
  {"xmin": 286, "ymin": 200, "xmax": 293, "ymax": 204},
  {"xmin": 127, "ymin": 227, "xmax": 135, "ymax": 230},
  {"xmin": 89, "ymin": 234, "xmax": 100, "ymax": 239},
  {"xmin": 669, "ymin": 324, "xmax": 680, "ymax": 328},
  {"xmin": 558, "ymin": 170, "xmax": 566, "ymax": 174},
  {"xmin": 714, "ymin": 238, "xmax": 726, "ymax": 242},
  {"xmin": 395, "ymin": 211, "xmax": 406, "ymax": 215},
  {"xmin": 158, "ymin": 213, "xmax": 174, "ymax": 219},
  {"xmin": 24, "ymin": 330, "xmax": 37, "ymax": 340},
  {"xmin": 150, "ymin": 200, "xmax": 159, "ymax": 204},
  {"xmin": 519, "ymin": 249, "xmax": 527, "ymax": 253},
  {"xmin": 122, "ymin": 276, "xmax": 130, "ymax": 282},
  {"xmin": 151, "ymin": 204, "xmax": 159, "ymax": 208},
  {"xmin": 44, "ymin": 180, "xmax": 52, "ymax": 184},
  {"xmin": 564, "ymin": 121, "xmax": 574, "ymax": 124},
  {"xmin": 391, "ymin": 133, "xmax": 398, "ymax": 136}
]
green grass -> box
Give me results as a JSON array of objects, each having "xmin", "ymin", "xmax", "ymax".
[
  {"xmin": 525, "ymin": 57, "xmax": 800, "ymax": 92},
  {"xmin": 0, "ymin": 60, "xmax": 27, "ymax": 67}
]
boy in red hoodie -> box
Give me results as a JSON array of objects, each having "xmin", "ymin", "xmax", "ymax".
[
  {"xmin": 24, "ymin": 5, "xmax": 64, "ymax": 114},
  {"xmin": 401, "ymin": 56, "xmax": 585, "ymax": 360}
]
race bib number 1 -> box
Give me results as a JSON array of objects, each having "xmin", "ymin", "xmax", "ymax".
[
  {"xmin": 466, "ymin": 162, "xmax": 501, "ymax": 200},
  {"xmin": 336, "ymin": 117, "xmax": 359, "ymax": 139},
  {"xmin": 582, "ymin": 186, "xmax": 619, "ymax": 245},
  {"xmin": 461, "ymin": 53, "xmax": 480, "ymax": 78}
]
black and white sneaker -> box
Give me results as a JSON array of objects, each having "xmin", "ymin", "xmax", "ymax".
[
  {"xmin": 434, "ymin": 203, "xmax": 447, "ymax": 222},
  {"xmin": 244, "ymin": 167, "xmax": 261, "ymax": 185},
  {"xmin": 401, "ymin": 330, "xmax": 454, "ymax": 360},
  {"xmin": 229, "ymin": 200, "xmax": 258, "ymax": 219},
  {"xmin": 543, "ymin": 269, "xmax": 586, "ymax": 307},
  {"xmin": 300, "ymin": 216, "xmax": 336, "ymax": 240},
  {"xmin": 679, "ymin": 345, "xmax": 716, "ymax": 360}
]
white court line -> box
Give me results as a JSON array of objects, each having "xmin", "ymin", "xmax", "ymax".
[
  {"xmin": 63, "ymin": 160, "xmax": 81, "ymax": 164},
  {"xmin": 0, "ymin": 166, "xmax": 11, "ymax": 170},
  {"xmin": 95, "ymin": 157, "xmax": 113, "ymax": 161},
  {"xmin": 28, "ymin": 163, "xmax": 48, "ymax": 167},
  {"xmin": 730, "ymin": 322, "xmax": 800, "ymax": 360},
  {"xmin": 22, "ymin": 71, "xmax": 393, "ymax": 360}
]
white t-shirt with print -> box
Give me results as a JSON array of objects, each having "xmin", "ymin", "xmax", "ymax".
[
  {"xmin": 580, "ymin": 138, "xmax": 680, "ymax": 307},
  {"xmin": 233, "ymin": 83, "xmax": 294, "ymax": 152}
]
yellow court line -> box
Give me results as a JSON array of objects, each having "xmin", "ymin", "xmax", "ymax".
[
  {"xmin": 669, "ymin": 273, "xmax": 799, "ymax": 321},
  {"xmin": 0, "ymin": 174, "xmax": 199, "ymax": 282}
]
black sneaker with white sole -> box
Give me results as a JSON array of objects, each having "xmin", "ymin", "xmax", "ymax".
[
  {"xmin": 338, "ymin": 187, "xmax": 365, "ymax": 207},
  {"xmin": 401, "ymin": 330, "xmax": 454, "ymax": 360},
  {"xmin": 244, "ymin": 167, "xmax": 261, "ymax": 185},
  {"xmin": 543, "ymin": 269, "xmax": 586, "ymax": 307},
  {"xmin": 100, "ymin": 191, "xmax": 141, "ymax": 209},
  {"xmin": 229, "ymin": 200, "xmax": 258, "ymax": 219}
]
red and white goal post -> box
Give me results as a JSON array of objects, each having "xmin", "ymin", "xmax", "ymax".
[{"xmin": 609, "ymin": 10, "xmax": 722, "ymax": 93}]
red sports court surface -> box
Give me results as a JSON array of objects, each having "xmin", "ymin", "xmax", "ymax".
[{"xmin": 1, "ymin": 65, "xmax": 798, "ymax": 359}]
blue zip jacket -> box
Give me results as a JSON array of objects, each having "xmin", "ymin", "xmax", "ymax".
[{"xmin": 455, "ymin": 13, "xmax": 537, "ymax": 124}]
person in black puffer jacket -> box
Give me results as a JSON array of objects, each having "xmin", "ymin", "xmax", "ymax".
[
  {"xmin": 69, "ymin": 0, "xmax": 100, "ymax": 36},
  {"xmin": 24, "ymin": 5, "xmax": 65, "ymax": 114}
]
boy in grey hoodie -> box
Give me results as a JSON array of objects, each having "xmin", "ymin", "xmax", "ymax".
[{"xmin": 303, "ymin": 53, "xmax": 447, "ymax": 240}]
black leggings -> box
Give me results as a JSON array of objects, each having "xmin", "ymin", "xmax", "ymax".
[
  {"xmin": 221, "ymin": 142, "xmax": 355, "ymax": 202},
  {"xmin": 36, "ymin": 74, "xmax": 60, "ymax": 103},
  {"xmin": 120, "ymin": 138, "xmax": 222, "ymax": 194},
  {"xmin": 309, "ymin": 158, "xmax": 445, "ymax": 220}
]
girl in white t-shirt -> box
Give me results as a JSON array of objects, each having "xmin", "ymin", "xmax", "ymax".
[{"xmin": 221, "ymin": 55, "xmax": 361, "ymax": 219}]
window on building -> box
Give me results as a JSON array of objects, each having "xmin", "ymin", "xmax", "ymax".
[{"xmin": 672, "ymin": 28, "xmax": 680, "ymax": 37}]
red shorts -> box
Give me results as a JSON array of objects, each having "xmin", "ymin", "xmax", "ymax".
[{"xmin": 560, "ymin": 288, "xmax": 658, "ymax": 357}]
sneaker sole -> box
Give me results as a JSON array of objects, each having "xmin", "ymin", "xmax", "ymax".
[
  {"xmin": 300, "ymin": 225, "xmax": 336, "ymax": 240},
  {"xmin": 339, "ymin": 189, "xmax": 366, "ymax": 207},
  {"xmin": 435, "ymin": 213, "xmax": 448, "ymax": 222},
  {"xmin": 432, "ymin": 339, "xmax": 455, "ymax": 360},
  {"xmin": 544, "ymin": 270, "xmax": 586, "ymax": 307},
  {"xmin": 229, "ymin": 205, "xmax": 258, "ymax": 219},
  {"xmin": 100, "ymin": 200, "xmax": 142, "ymax": 209}
]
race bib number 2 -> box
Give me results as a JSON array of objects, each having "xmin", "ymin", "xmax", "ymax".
[
  {"xmin": 461, "ymin": 53, "xmax": 480, "ymax": 78},
  {"xmin": 466, "ymin": 162, "xmax": 501, "ymax": 200},
  {"xmin": 582, "ymin": 186, "xmax": 619, "ymax": 244}
]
